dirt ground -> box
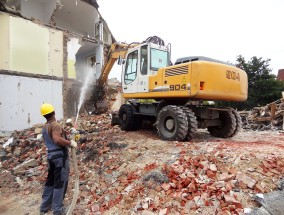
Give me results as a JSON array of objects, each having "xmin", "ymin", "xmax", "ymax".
[{"xmin": 1, "ymin": 119, "xmax": 284, "ymax": 215}]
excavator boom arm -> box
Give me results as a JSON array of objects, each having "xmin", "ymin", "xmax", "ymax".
[
  {"xmin": 98, "ymin": 43, "xmax": 138, "ymax": 85},
  {"xmin": 85, "ymin": 42, "xmax": 138, "ymax": 114}
]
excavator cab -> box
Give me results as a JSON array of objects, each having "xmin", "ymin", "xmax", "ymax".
[{"xmin": 122, "ymin": 42, "xmax": 169, "ymax": 95}]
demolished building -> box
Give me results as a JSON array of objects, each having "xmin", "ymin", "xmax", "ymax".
[{"xmin": 0, "ymin": 0, "xmax": 115, "ymax": 136}]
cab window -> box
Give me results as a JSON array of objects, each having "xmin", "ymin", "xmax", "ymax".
[
  {"xmin": 124, "ymin": 50, "xmax": 138, "ymax": 85},
  {"xmin": 140, "ymin": 45, "xmax": 148, "ymax": 75},
  {"xmin": 150, "ymin": 48, "xmax": 168, "ymax": 71}
]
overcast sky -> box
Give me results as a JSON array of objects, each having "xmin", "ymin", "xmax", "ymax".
[{"xmin": 97, "ymin": 0, "xmax": 284, "ymax": 79}]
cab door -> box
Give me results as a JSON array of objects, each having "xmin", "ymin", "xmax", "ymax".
[
  {"xmin": 122, "ymin": 49, "xmax": 139, "ymax": 94},
  {"xmin": 137, "ymin": 45, "xmax": 149, "ymax": 93}
]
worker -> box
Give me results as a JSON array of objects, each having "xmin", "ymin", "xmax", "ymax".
[{"xmin": 39, "ymin": 103, "xmax": 77, "ymax": 215}]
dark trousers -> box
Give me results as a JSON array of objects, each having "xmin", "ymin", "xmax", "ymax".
[{"xmin": 40, "ymin": 155, "xmax": 69, "ymax": 215}]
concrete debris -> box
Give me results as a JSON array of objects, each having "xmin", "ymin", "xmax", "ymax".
[
  {"xmin": 248, "ymin": 191, "xmax": 284, "ymax": 215},
  {"xmin": 246, "ymin": 207, "xmax": 271, "ymax": 215},
  {"xmin": 142, "ymin": 170, "xmax": 169, "ymax": 185},
  {"xmin": 13, "ymin": 158, "xmax": 38, "ymax": 174},
  {"xmin": 236, "ymin": 173, "xmax": 257, "ymax": 189},
  {"xmin": 3, "ymin": 137, "xmax": 13, "ymax": 148},
  {"xmin": 106, "ymin": 142, "xmax": 128, "ymax": 149},
  {"xmin": 240, "ymin": 98, "xmax": 284, "ymax": 131},
  {"xmin": 34, "ymin": 128, "xmax": 42, "ymax": 134},
  {"xmin": 1, "ymin": 113, "xmax": 284, "ymax": 214},
  {"xmin": 277, "ymin": 178, "xmax": 284, "ymax": 190}
]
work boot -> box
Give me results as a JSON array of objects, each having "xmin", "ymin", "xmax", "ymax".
[{"xmin": 40, "ymin": 211, "xmax": 48, "ymax": 215}]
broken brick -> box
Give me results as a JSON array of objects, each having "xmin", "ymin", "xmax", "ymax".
[
  {"xmin": 159, "ymin": 208, "xmax": 169, "ymax": 215},
  {"xmin": 236, "ymin": 173, "xmax": 256, "ymax": 189},
  {"xmin": 255, "ymin": 183, "xmax": 265, "ymax": 193},
  {"xmin": 188, "ymin": 182, "xmax": 197, "ymax": 192},
  {"xmin": 219, "ymin": 173, "xmax": 235, "ymax": 182},
  {"xmin": 210, "ymin": 164, "xmax": 218, "ymax": 172},
  {"xmin": 206, "ymin": 170, "xmax": 216, "ymax": 178},
  {"xmin": 223, "ymin": 195, "xmax": 242, "ymax": 209}
]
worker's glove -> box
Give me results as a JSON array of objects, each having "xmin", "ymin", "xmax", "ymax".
[{"xmin": 70, "ymin": 140, "xmax": 77, "ymax": 148}]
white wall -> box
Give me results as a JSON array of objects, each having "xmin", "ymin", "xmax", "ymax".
[{"xmin": 0, "ymin": 74, "xmax": 63, "ymax": 135}]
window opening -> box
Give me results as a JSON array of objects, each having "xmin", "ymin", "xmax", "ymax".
[
  {"xmin": 140, "ymin": 45, "xmax": 148, "ymax": 75},
  {"xmin": 124, "ymin": 50, "xmax": 138, "ymax": 85}
]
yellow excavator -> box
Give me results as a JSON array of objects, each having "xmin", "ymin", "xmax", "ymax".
[{"xmin": 85, "ymin": 36, "xmax": 248, "ymax": 141}]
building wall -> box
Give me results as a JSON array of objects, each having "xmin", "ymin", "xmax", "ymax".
[
  {"xmin": 0, "ymin": 0, "xmax": 112, "ymax": 134},
  {"xmin": 0, "ymin": 13, "xmax": 10, "ymax": 70},
  {"xmin": 0, "ymin": 13, "xmax": 64, "ymax": 77},
  {"xmin": 0, "ymin": 74, "xmax": 63, "ymax": 135},
  {"xmin": 0, "ymin": 13, "xmax": 64, "ymax": 134},
  {"xmin": 277, "ymin": 69, "xmax": 284, "ymax": 81}
]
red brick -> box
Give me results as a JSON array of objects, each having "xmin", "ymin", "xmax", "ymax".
[
  {"xmin": 155, "ymin": 186, "xmax": 162, "ymax": 192},
  {"xmin": 262, "ymin": 161, "xmax": 272, "ymax": 169},
  {"xmin": 270, "ymin": 169, "xmax": 280, "ymax": 175},
  {"xmin": 207, "ymin": 170, "xmax": 216, "ymax": 178},
  {"xmin": 219, "ymin": 173, "xmax": 235, "ymax": 182},
  {"xmin": 236, "ymin": 173, "xmax": 256, "ymax": 189},
  {"xmin": 228, "ymin": 167, "xmax": 237, "ymax": 175},
  {"xmin": 217, "ymin": 210, "xmax": 231, "ymax": 215},
  {"xmin": 214, "ymin": 181, "xmax": 225, "ymax": 188},
  {"xmin": 210, "ymin": 164, "xmax": 218, "ymax": 172},
  {"xmin": 166, "ymin": 189, "xmax": 172, "ymax": 195},
  {"xmin": 238, "ymin": 182, "xmax": 247, "ymax": 189},
  {"xmin": 225, "ymin": 181, "xmax": 235, "ymax": 191},
  {"xmin": 161, "ymin": 183, "xmax": 171, "ymax": 191},
  {"xmin": 228, "ymin": 204, "xmax": 236, "ymax": 211},
  {"xmin": 188, "ymin": 182, "xmax": 197, "ymax": 192},
  {"xmin": 159, "ymin": 208, "xmax": 169, "ymax": 215},
  {"xmin": 218, "ymin": 164, "xmax": 228, "ymax": 174},
  {"xmin": 255, "ymin": 183, "xmax": 265, "ymax": 193},
  {"xmin": 224, "ymin": 195, "xmax": 242, "ymax": 209}
]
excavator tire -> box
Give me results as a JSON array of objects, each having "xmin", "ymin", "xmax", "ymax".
[
  {"xmin": 180, "ymin": 107, "xmax": 198, "ymax": 141},
  {"xmin": 157, "ymin": 105, "xmax": 188, "ymax": 141},
  {"xmin": 118, "ymin": 104, "xmax": 140, "ymax": 131},
  {"xmin": 207, "ymin": 109, "xmax": 236, "ymax": 138},
  {"xmin": 231, "ymin": 109, "xmax": 242, "ymax": 137}
]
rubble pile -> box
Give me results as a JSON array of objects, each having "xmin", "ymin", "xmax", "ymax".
[
  {"xmin": 239, "ymin": 99, "xmax": 284, "ymax": 131},
  {"xmin": 1, "ymin": 114, "xmax": 284, "ymax": 214}
]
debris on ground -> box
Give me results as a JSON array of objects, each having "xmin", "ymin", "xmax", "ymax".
[
  {"xmin": 1, "ymin": 113, "xmax": 284, "ymax": 214},
  {"xmin": 240, "ymin": 99, "xmax": 284, "ymax": 131},
  {"xmin": 245, "ymin": 177, "xmax": 284, "ymax": 215}
]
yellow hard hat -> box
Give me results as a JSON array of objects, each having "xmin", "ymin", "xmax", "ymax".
[{"xmin": 40, "ymin": 103, "xmax": 55, "ymax": 116}]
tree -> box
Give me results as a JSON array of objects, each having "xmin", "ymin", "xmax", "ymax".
[{"xmin": 217, "ymin": 55, "xmax": 284, "ymax": 110}]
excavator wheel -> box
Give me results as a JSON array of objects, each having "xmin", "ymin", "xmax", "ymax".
[
  {"xmin": 231, "ymin": 109, "xmax": 242, "ymax": 137},
  {"xmin": 207, "ymin": 109, "xmax": 236, "ymax": 138},
  {"xmin": 157, "ymin": 105, "xmax": 188, "ymax": 141},
  {"xmin": 118, "ymin": 104, "xmax": 140, "ymax": 131},
  {"xmin": 180, "ymin": 107, "xmax": 198, "ymax": 141}
]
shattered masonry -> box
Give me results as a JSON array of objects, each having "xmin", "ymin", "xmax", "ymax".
[{"xmin": 1, "ymin": 113, "xmax": 284, "ymax": 214}]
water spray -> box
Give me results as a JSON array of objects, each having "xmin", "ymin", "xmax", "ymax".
[
  {"xmin": 75, "ymin": 67, "xmax": 96, "ymax": 124},
  {"xmin": 67, "ymin": 67, "xmax": 96, "ymax": 214}
]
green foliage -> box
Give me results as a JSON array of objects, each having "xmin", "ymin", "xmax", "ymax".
[{"xmin": 217, "ymin": 55, "xmax": 284, "ymax": 110}]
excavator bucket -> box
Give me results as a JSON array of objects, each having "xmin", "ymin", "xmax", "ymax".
[
  {"xmin": 95, "ymin": 101, "xmax": 108, "ymax": 114},
  {"xmin": 84, "ymin": 100, "xmax": 108, "ymax": 115}
]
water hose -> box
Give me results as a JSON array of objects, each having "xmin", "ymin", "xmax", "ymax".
[{"xmin": 66, "ymin": 131, "xmax": 80, "ymax": 215}]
